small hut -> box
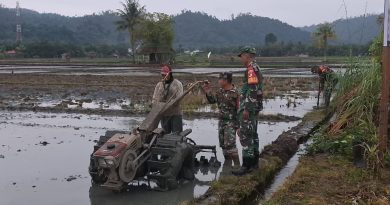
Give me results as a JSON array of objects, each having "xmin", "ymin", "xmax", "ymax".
[
  {"xmin": 4, "ymin": 50, "xmax": 17, "ymax": 58},
  {"xmin": 139, "ymin": 47, "xmax": 175, "ymax": 64},
  {"xmin": 61, "ymin": 53, "xmax": 71, "ymax": 60},
  {"xmin": 86, "ymin": 51, "xmax": 98, "ymax": 59}
]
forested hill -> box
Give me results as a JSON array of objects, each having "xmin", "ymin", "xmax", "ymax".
[
  {"xmin": 301, "ymin": 14, "xmax": 381, "ymax": 45},
  {"xmin": 0, "ymin": 7, "xmax": 129, "ymax": 45},
  {"xmin": 0, "ymin": 7, "xmax": 310, "ymax": 47},
  {"xmin": 0, "ymin": 6, "xmax": 381, "ymax": 48},
  {"xmin": 174, "ymin": 11, "xmax": 310, "ymax": 47}
]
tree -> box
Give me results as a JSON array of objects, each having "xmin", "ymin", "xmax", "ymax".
[
  {"xmin": 313, "ymin": 23, "xmax": 336, "ymax": 61},
  {"xmin": 138, "ymin": 13, "xmax": 174, "ymax": 63},
  {"xmin": 140, "ymin": 13, "xmax": 174, "ymax": 48},
  {"xmin": 265, "ymin": 33, "xmax": 277, "ymax": 45},
  {"xmin": 116, "ymin": 0, "xmax": 145, "ymax": 63}
]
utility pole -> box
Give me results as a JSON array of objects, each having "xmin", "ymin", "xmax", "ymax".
[
  {"xmin": 16, "ymin": 1, "xmax": 22, "ymax": 44},
  {"xmin": 379, "ymin": 0, "xmax": 390, "ymax": 161}
]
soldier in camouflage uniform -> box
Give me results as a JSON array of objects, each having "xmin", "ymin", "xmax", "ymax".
[
  {"xmin": 233, "ymin": 47, "xmax": 264, "ymax": 176},
  {"xmin": 311, "ymin": 65, "xmax": 338, "ymax": 107},
  {"xmin": 202, "ymin": 72, "xmax": 240, "ymax": 168}
]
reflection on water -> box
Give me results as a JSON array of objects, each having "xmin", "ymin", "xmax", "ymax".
[
  {"xmin": 89, "ymin": 165, "xmax": 219, "ymax": 205},
  {"xmin": 0, "ymin": 109, "xmax": 302, "ymax": 205},
  {"xmin": 262, "ymin": 143, "xmax": 307, "ymax": 201}
]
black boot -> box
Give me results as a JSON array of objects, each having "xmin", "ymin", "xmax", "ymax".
[
  {"xmin": 232, "ymin": 158, "xmax": 252, "ymax": 176},
  {"xmin": 252, "ymin": 153, "xmax": 259, "ymax": 169}
]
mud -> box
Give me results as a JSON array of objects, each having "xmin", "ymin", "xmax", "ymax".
[
  {"xmin": 0, "ymin": 71, "xmax": 317, "ymax": 116},
  {"xmin": 0, "ymin": 110, "xmax": 304, "ymax": 205},
  {"xmin": 262, "ymin": 141, "xmax": 309, "ymax": 201},
  {"xmin": 193, "ymin": 109, "xmax": 328, "ymax": 205},
  {"xmin": 0, "ymin": 66, "xmax": 321, "ymax": 205}
]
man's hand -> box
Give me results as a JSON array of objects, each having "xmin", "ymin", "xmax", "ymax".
[{"xmin": 243, "ymin": 109, "xmax": 249, "ymax": 121}]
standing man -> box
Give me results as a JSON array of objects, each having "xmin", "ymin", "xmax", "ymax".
[
  {"xmin": 202, "ymin": 72, "xmax": 240, "ymax": 169},
  {"xmin": 233, "ymin": 47, "xmax": 263, "ymax": 176},
  {"xmin": 311, "ymin": 65, "xmax": 338, "ymax": 107},
  {"xmin": 152, "ymin": 65, "xmax": 184, "ymax": 133}
]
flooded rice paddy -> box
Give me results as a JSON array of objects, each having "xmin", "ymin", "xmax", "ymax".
[
  {"xmin": 0, "ymin": 111, "xmax": 302, "ymax": 205},
  {"xmin": 0, "ymin": 65, "xmax": 345, "ymax": 77},
  {"xmin": 0, "ymin": 95, "xmax": 317, "ymax": 205},
  {"xmin": 0, "ymin": 65, "xmax": 320, "ymax": 204}
]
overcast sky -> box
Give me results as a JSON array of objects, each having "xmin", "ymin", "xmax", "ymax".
[{"xmin": 0, "ymin": 0, "xmax": 385, "ymax": 27}]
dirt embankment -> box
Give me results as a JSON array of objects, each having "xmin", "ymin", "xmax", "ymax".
[
  {"xmin": 190, "ymin": 109, "xmax": 329, "ymax": 205},
  {"xmin": 264, "ymin": 154, "xmax": 390, "ymax": 205}
]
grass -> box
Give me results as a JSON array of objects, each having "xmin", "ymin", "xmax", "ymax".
[
  {"xmin": 192, "ymin": 156, "xmax": 283, "ymax": 205},
  {"xmin": 307, "ymin": 58, "xmax": 384, "ymax": 174},
  {"xmin": 264, "ymin": 154, "xmax": 390, "ymax": 205},
  {"xmin": 187, "ymin": 109, "xmax": 327, "ymax": 205},
  {"xmin": 265, "ymin": 53, "xmax": 390, "ymax": 204}
]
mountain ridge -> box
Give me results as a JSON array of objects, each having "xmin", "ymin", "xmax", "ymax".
[{"xmin": 0, "ymin": 6, "xmax": 382, "ymax": 48}]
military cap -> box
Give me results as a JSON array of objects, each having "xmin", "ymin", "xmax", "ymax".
[
  {"xmin": 238, "ymin": 46, "xmax": 256, "ymax": 57},
  {"xmin": 219, "ymin": 72, "xmax": 233, "ymax": 82}
]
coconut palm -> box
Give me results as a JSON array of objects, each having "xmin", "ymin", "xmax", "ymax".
[
  {"xmin": 116, "ymin": 0, "xmax": 145, "ymax": 63},
  {"xmin": 313, "ymin": 23, "xmax": 336, "ymax": 61}
]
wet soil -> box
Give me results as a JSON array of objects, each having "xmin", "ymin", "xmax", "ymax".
[
  {"xmin": 0, "ymin": 111, "xmax": 304, "ymax": 205},
  {"xmin": 0, "ymin": 66, "xmax": 320, "ymax": 205},
  {"xmin": 0, "ymin": 71, "xmax": 317, "ymax": 116},
  {"xmin": 193, "ymin": 109, "xmax": 328, "ymax": 205},
  {"xmin": 0, "ymin": 65, "xmax": 345, "ymax": 76}
]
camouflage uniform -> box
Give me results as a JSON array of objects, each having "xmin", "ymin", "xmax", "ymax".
[
  {"xmin": 206, "ymin": 87, "xmax": 239, "ymax": 160},
  {"xmin": 318, "ymin": 66, "xmax": 338, "ymax": 107},
  {"xmin": 238, "ymin": 60, "xmax": 263, "ymax": 167}
]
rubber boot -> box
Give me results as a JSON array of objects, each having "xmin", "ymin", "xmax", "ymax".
[
  {"xmin": 252, "ymin": 153, "xmax": 259, "ymax": 170},
  {"xmin": 223, "ymin": 154, "xmax": 232, "ymax": 168},
  {"xmin": 232, "ymin": 157, "xmax": 252, "ymax": 176},
  {"xmin": 232, "ymin": 154, "xmax": 241, "ymax": 170},
  {"xmin": 219, "ymin": 155, "xmax": 231, "ymax": 176}
]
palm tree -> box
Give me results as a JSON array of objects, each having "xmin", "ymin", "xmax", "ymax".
[
  {"xmin": 116, "ymin": 0, "xmax": 145, "ymax": 64},
  {"xmin": 313, "ymin": 23, "xmax": 336, "ymax": 61}
]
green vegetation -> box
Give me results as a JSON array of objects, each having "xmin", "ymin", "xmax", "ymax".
[
  {"xmin": 0, "ymin": 6, "xmax": 381, "ymax": 49},
  {"xmin": 301, "ymin": 14, "xmax": 382, "ymax": 45},
  {"xmin": 306, "ymin": 31, "xmax": 388, "ymax": 176},
  {"xmin": 188, "ymin": 109, "xmax": 327, "ymax": 205},
  {"xmin": 116, "ymin": 0, "xmax": 145, "ymax": 63},
  {"xmin": 0, "ymin": 4, "xmax": 377, "ymax": 59},
  {"xmin": 265, "ymin": 31, "xmax": 390, "ymax": 204},
  {"xmin": 264, "ymin": 155, "xmax": 390, "ymax": 205},
  {"xmin": 265, "ymin": 33, "xmax": 278, "ymax": 45},
  {"xmin": 313, "ymin": 23, "xmax": 337, "ymax": 61},
  {"xmin": 139, "ymin": 13, "xmax": 174, "ymax": 49},
  {"xmin": 307, "ymin": 59, "xmax": 384, "ymax": 172}
]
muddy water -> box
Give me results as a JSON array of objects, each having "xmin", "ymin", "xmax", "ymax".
[
  {"xmin": 0, "ymin": 110, "xmax": 303, "ymax": 205},
  {"xmin": 261, "ymin": 93, "xmax": 317, "ymax": 118},
  {"xmin": 262, "ymin": 142, "xmax": 308, "ymax": 201},
  {"xmin": 0, "ymin": 65, "xmax": 344, "ymax": 77}
]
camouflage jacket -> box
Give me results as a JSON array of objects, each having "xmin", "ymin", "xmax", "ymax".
[
  {"xmin": 206, "ymin": 86, "xmax": 239, "ymax": 126},
  {"xmin": 318, "ymin": 68, "xmax": 338, "ymax": 90},
  {"xmin": 239, "ymin": 60, "xmax": 263, "ymax": 113},
  {"xmin": 152, "ymin": 79, "xmax": 184, "ymax": 116}
]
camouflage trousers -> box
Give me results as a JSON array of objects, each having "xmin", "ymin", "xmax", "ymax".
[
  {"xmin": 218, "ymin": 121, "xmax": 238, "ymax": 158},
  {"xmin": 238, "ymin": 111, "xmax": 259, "ymax": 162},
  {"xmin": 324, "ymin": 80, "xmax": 337, "ymax": 107}
]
